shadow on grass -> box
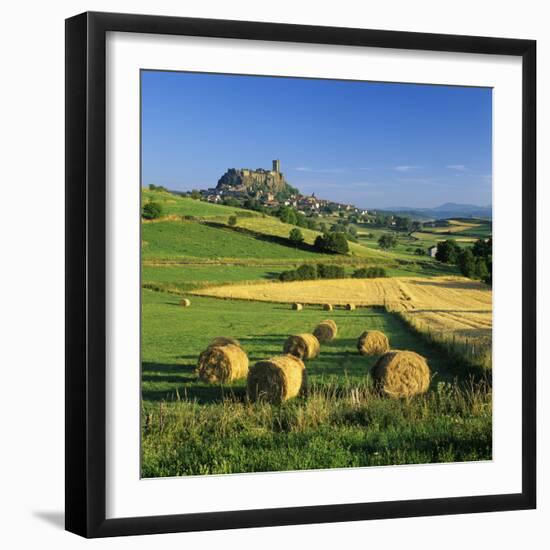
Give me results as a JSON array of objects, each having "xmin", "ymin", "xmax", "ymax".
[
  {"xmin": 142, "ymin": 360, "xmax": 195, "ymax": 386},
  {"xmin": 202, "ymin": 221, "xmax": 322, "ymax": 254},
  {"xmin": 142, "ymin": 361, "xmax": 248, "ymax": 403}
]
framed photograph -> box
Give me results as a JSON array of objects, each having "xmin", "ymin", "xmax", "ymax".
[{"xmin": 65, "ymin": 11, "xmax": 536, "ymax": 538}]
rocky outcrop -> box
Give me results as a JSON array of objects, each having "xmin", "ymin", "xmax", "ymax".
[{"xmin": 217, "ymin": 163, "xmax": 295, "ymax": 197}]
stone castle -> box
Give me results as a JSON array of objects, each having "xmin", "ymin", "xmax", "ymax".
[{"xmin": 216, "ymin": 160, "xmax": 290, "ymax": 195}]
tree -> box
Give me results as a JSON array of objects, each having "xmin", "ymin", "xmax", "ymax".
[
  {"xmin": 306, "ymin": 219, "xmax": 318, "ymax": 231},
  {"xmin": 222, "ymin": 197, "xmax": 240, "ymax": 207},
  {"xmin": 395, "ymin": 216, "xmax": 413, "ymax": 232},
  {"xmin": 314, "ymin": 232, "xmax": 349, "ymax": 254},
  {"xmin": 375, "ymin": 214, "xmax": 386, "ymax": 226},
  {"xmin": 330, "ymin": 223, "xmax": 346, "ymax": 233},
  {"xmin": 244, "ymin": 198, "xmax": 260, "ymax": 212},
  {"xmin": 295, "ymin": 212, "xmax": 308, "ymax": 228},
  {"xmin": 278, "ymin": 206, "xmax": 297, "ymax": 225},
  {"xmin": 279, "ymin": 264, "xmax": 317, "ymax": 282},
  {"xmin": 228, "ymin": 215, "xmax": 237, "ymax": 226},
  {"xmin": 295, "ymin": 264, "xmax": 317, "ymax": 280},
  {"xmin": 279, "ymin": 270, "xmax": 297, "ymax": 282},
  {"xmin": 378, "ymin": 233, "xmax": 398, "ymax": 250},
  {"xmin": 190, "ymin": 189, "xmax": 201, "ymax": 200},
  {"xmin": 352, "ymin": 267, "xmax": 387, "ymax": 278},
  {"xmin": 414, "ymin": 247, "xmax": 426, "ymax": 256},
  {"xmin": 142, "ymin": 201, "xmax": 162, "ymax": 220},
  {"xmin": 473, "ymin": 238, "xmax": 492, "ymax": 258},
  {"xmin": 289, "ymin": 228, "xmax": 304, "ymax": 244},
  {"xmin": 435, "ymin": 239, "xmax": 460, "ymax": 264},
  {"xmin": 317, "ymin": 264, "xmax": 346, "ymax": 279},
  {"xmin": 457, "ymin": 248, "xmax": 476, "ymax": 278},
  {"xmin": 474, "ymin": 257, "xmax": 489, "ymax": 281}
]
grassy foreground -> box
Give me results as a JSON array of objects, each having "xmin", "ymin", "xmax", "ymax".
[
  {"xmin": 142, "ymin": 381, "xmax": 491, "ymax": 477},
  {"xmin": 141, "ymin": 290, "xmax": 492, "ymax": 477}
]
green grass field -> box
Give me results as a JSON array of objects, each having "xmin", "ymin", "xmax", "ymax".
[
  {"xmin": 140, "ymin": 194, "xmax": 492, "ymax": 477},
  {"xmin": 232, "ymin": 214, "xmax": 389, "ymax": 259},
  {"xmin": 142, "ymin": 220, "xmax": 329, "ymax": 261},
  {"xmin": 413, "ymin": 218, "xmax": 492, "ymax": 242},
  {"xmin": 357, "ymin": 219, "xmax": 491, "ymax": 256},
  {"xmin": 355, "ymin": 226, "xmax": 441, "ymax": 256},
  {"xmin": 141, "ymin": 290, "xmax": 491, "ymax": 476},
  {"xmin": 142, "ymin": 188, "xmax": 258, "ymax": 219}
]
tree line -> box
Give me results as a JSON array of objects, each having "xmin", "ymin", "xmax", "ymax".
[
  {"xmin": 278, "ymin": 263, "xmax": 387, "ymax": 282},
  {"xmin": 435, "ymin": 238, "xmax": 492, "ymax": 284}
]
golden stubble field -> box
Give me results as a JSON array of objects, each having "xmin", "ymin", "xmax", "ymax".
[{"xmin": 193, "ymin": 276, "xmax": 493, "ymax": 365}]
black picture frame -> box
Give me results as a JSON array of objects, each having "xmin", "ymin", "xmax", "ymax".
[{"xmin": 65, "ymin": 11, "xmax": 536, "ymax": 538}]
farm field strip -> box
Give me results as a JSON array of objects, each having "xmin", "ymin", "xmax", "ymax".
[
  {"xmin": 143, "ymin": 257, "xmax": 392, "ymax": 266},
  {"xmin": 191, "ymin": 276, "xmax": 492, "ymax": 367},
  {"xmin": 191, "ymin": 276, "xmax": 491, "ymax": 309},
  {"xmin": 410, "ymin": 231, "xmax": 477, "ymax": 243},
  {"xmin": 141, "ymin": 265, "xmax": 462, "ymax": 304}
]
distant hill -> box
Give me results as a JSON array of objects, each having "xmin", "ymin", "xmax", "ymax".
[
  {"xmin": 381, "ymin": 203, "xmax": 492, "ymax": 221},
  {"xmin": 141, "ymin": 188, "xmax": 389, "ymax": 262}
]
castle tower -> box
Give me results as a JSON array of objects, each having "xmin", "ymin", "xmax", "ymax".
[{"xmin": 272, "ymin": 159, "xmax": 281, "ymax": 173}]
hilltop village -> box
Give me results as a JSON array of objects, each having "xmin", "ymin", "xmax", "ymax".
[{"xmin": 197, "ymin": 160, "xmax": 367, "ymax": 217}]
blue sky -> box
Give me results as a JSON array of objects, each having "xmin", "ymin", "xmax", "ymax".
[{"xmin": 141, "ymin": 71, "xmax": 492, "ymax": 209}]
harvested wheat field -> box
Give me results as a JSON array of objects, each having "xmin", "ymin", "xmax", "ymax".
[
  {"xmin": 193, "ymin": 276, "xmax": 492, "ymax": 367},
  {"xmin": 427, "ymin": 220, "xmax": 481, "ymax": 234},
  {"xmin": 192, "ymin": 276, "xmax": 488, "ymax": 309}
]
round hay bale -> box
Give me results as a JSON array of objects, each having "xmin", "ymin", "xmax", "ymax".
[
  {"xmin": 313, "ymin": 320, "xmax": 338, "ymax": 343},
  {"xmin": 371, "ymin": 350, "xmax": 431, "ymax": 399},
  {"xmin": 345, "ymin": 303, "xmax": 356, "ymax": 311},
  {"xmin": 357, "ymin": 330, "xmax": 390, "ymax": 355},
  {"xmin": 179, "ymin": 298, "xmax": 191, "ymax": 307},
  {"xmin": 323, "ymin": 303, "xmax": 333, "ymax": 311},
  {"xmin": 208, "ymin": 336, "xmax": 241, "ymax": 349},
  {"xmin": 283, "ymin": 333, "xmax": 320, "ymax": 360},
  {"xmin": 292, "ymin": 303, "xmax": 303, "ymax": 311},
  {"xmin": 197, "ymin": 344, "xmax": 249, "ymax": 384},
  {"xmin": 247, "ymin": 354, "xmax": 306, "ymax": 403}
]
